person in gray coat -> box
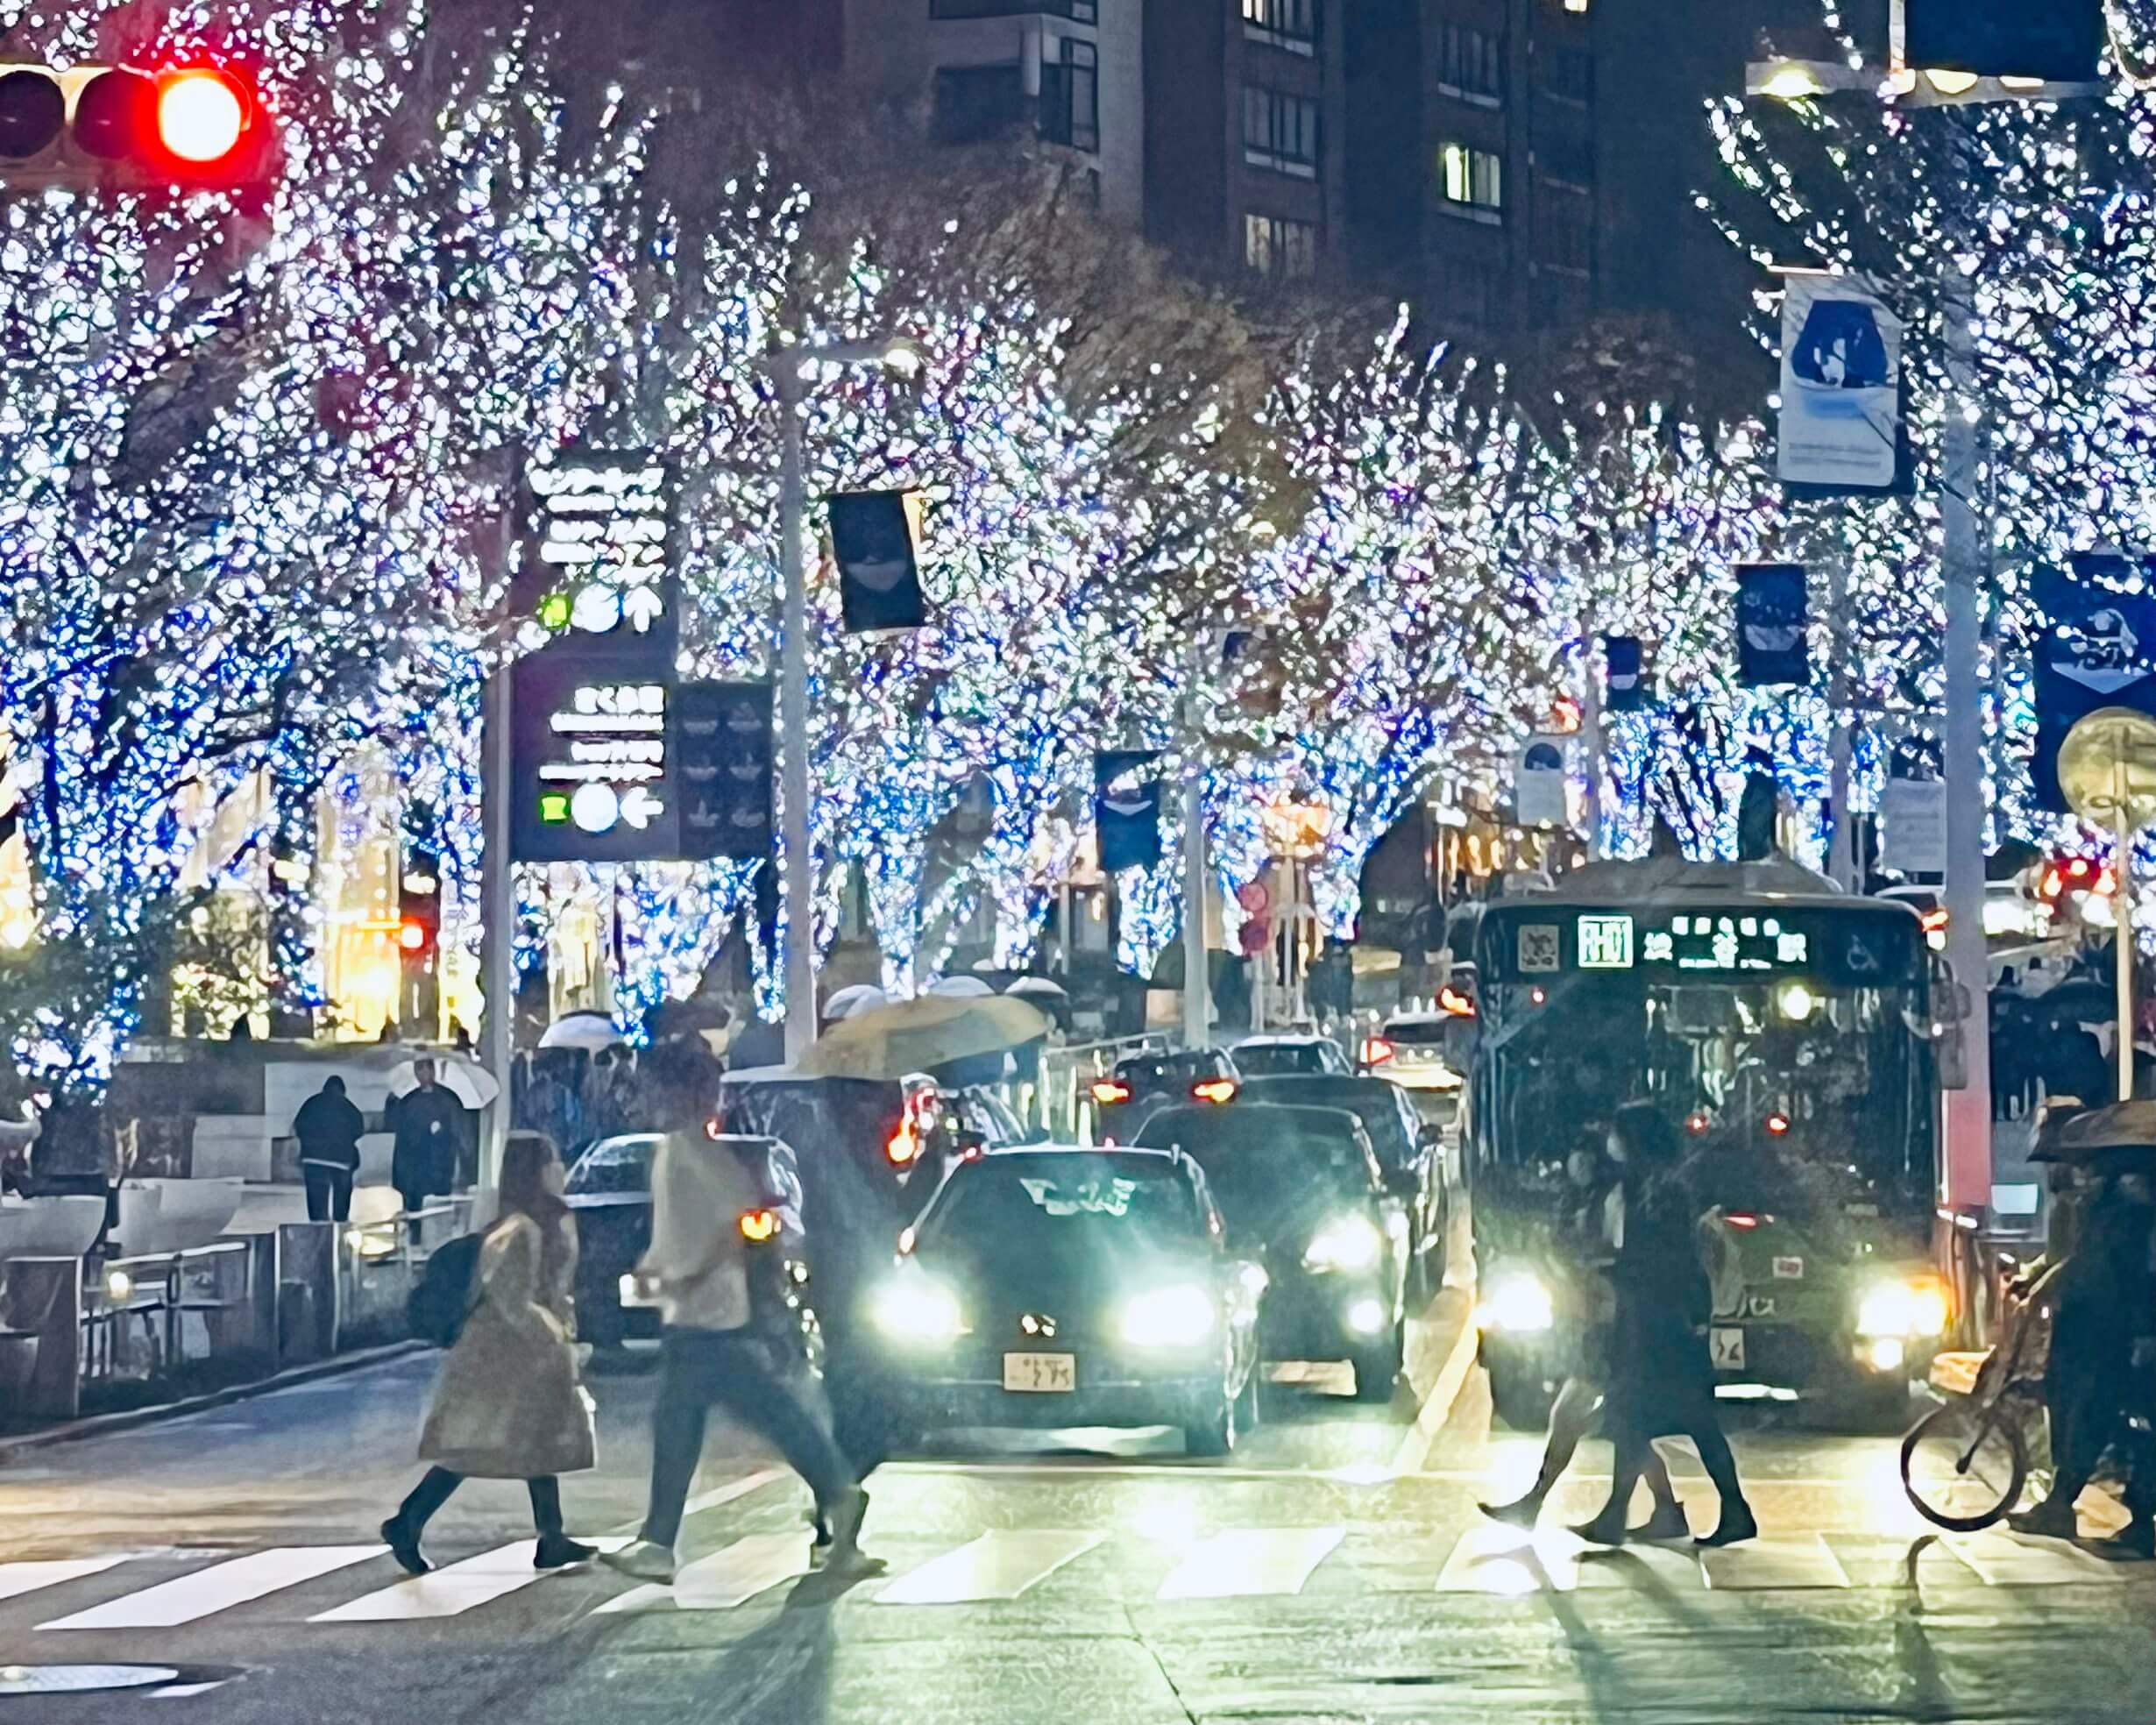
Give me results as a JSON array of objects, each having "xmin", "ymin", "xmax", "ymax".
[{"xmin": 380, "ymin": 1132, "xmax": 597, "ymax": 1574}]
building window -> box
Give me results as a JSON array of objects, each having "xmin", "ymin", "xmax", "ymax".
[
  {"xmin": 1541, "ymin": 44, "xmax": 1593, "ymax": 104},
  {"xmin": 1242, "ymin": 86, "xmax": 1320, "ymax": 178},
  {"xmin": 1439, "ymin": 142, "xmax": 1504, "ymax": 219},
  {"xmin": 1535, "ymin": 190, "xmax": 1592, "ymax": 273},
  {"xmin": 1434, "ymin": 253, "xmax": 1502, "ymax": 328},
  {"xmin": 1243, "ymin": 0, "xmax": 1318, "ymax": 55},
  {"xmin": 932, "ymin": 0, "xmax": 1096, "ymax": 19},
  {"xmin": 1039, "ymin": 38, "xmax": 1099, "ymax": 153},
  {"xmin": 933, "ymin": 62, "xmax": 1025, "ymax": 145},
  {"xmin": 1245, "ymin": 212, "xmax": 1317, "ymax": 279},
  {"xmin": 1437, "ymin": 25, "xmax": 1503, "ymax": 105}
]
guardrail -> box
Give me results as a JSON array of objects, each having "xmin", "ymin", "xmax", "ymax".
[{"xmin": 0, "ymin": 1194, "xmax": 479, "ymax": 1433}]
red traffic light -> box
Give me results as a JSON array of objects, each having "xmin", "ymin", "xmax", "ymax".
[
  {"xmin": 0, "ymin": 61, "xmax": 266, "ymax": 190},
  {"xmin": 158, "ymin": 68, "xmax": 249, "ymax": 164},
  {"xmin": 397, "ymin": 918, "xmax": 430, "ymax": 954}
]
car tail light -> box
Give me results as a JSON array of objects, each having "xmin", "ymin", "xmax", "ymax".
[
  {"xmin": 1359, "ymin": 1035, "xmax": 1395, "ymax": 1067},
  {"xmin": 1191, "ymin": 1078, "xmax": 1238, "ymax": 1104},
  {"xmin": 1438, "ymin": 984, "xmax": 1477, "ymax": 1018},
  {"xmin": 1725, "ymin": 1212, "xmax": 1761, "ymax": 1230},
  {"xmin": 702, "ymin": 1114, "xmax": 725, "ymax": 1140},
  {"xmin": 739, "ymin": 1208, "xmax": 781, "ymax": 1243},
  {"xmin": 1764, "ymin": 1111, "xmax": 1791, "ymax": 1138},
  {"xmin": 1091, "ymin": 1078, "xmax": 1132, "ymax": 1105},
  {"xmin": 1685, "ymin": 1110, "xmax": 1713, "ymax": 1136},
  {"xmin": 886, "ymin": 1126, "xmax": 919, "ymax": 1165}
]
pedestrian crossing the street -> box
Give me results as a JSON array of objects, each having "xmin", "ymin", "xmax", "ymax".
[{"xmin": 0, "ymin": 1523, "xmax": 2148, "ymax": 1639}]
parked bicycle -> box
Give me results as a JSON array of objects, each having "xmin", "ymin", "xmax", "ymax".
[{"xmin": 1899, "ymin": 1261, "xmax": 2060, "ymax": 1531}]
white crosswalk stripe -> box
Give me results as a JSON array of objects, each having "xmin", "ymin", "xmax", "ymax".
[
  {"xmin": 309, "ymin": 1537, "xmax": 628, "ymax": 1623},
  {"xmin": 1155, "ymin": 1527, "xmax": 1346, "ymax": 1601},
  {"xmin": 875, "ymin": 1530, "xmax": 1105, "ymax": 1606},
  {"xmin": 39, "ymin": 1546, "xmax": 384, "ymax": 1631},
  {"xmin": 1943, "ymin": 1531, "xmax": 2124, "ymax": 1586},
  {"xmin": 1698, "ymin": 1535, "xmax": 1849, "ymax": 1591},
  {"xmin": 0, "ymin": 1558, "xmax": 130, "ymax": 1607},
  {"xmin": 593, "ymin": 1534, "xmax": 811, "ymax": 1615}
]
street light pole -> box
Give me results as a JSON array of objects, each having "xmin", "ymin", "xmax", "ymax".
[
  {"xmin": 1826, "ymin": 556, "xmax": 1856, "ymax": 891},
  {"xmin": 1181, "ymin": 650, "xmax": 1210, "ymax": 1051},
  {"xmin": 777, "ymin": 374, "xmax": 815, "ymax": 1068}
]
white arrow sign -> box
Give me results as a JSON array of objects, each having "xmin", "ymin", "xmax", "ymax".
[{"xmin": 620, "ymin": 786, "xmax": 665, "ymax": 830}]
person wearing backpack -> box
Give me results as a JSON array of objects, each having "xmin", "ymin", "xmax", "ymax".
[{"xmin": 380, "ymin": 1131, "xmax": 598, "ymax": 1575}]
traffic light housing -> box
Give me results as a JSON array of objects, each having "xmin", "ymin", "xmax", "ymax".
[
  {"xmin": 0, "ymin": 62, "xmax": 273, "ymax": 196},
  {"xmin": 399, "ymin": 847, "xmax": 443, "ymax": 1035}
]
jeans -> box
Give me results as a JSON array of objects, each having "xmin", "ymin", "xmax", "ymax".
[
  {"xmin": 641, "ymin": 1329, "xmax": 856, "ymax": 1550},
  {"xmin": 302, "ymin": 1165, "xmax": 353, "ymax": 1223},
  {"xmin": 395, "ymin": 1466, "xmax": 564, "ymax": 1537}
]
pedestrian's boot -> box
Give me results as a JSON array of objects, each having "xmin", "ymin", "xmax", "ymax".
[
  {"xmin": 1695, "ymin": 1502, "xmax": 1759, "ymax": 1549},
  {"xmin": 2006, "ymin": 1496, "xmax": 2079, "ymax": 1539},
  {"xmin": 380, "ymin": 1516, "xmax": 432, "ymax": 1577},
  {"xmin": 1634, "ymin": 1501, "xmax": 1692, "ymax": 1542},
  {"xmin": 817, "ymin": 1486, "xmax": 884, "ymax": 1577},
  {"xmin": 1566, "ymin": 1510, "xmax": 1630, "ymax": 1547},
  {"xmin": 535, "ymin": 1534, "xmax": 599, "ymax": 1571},
  {"xmin": 1476, "ymin": 1492, "xmax": 1546, "ymax": 1530},
  {"xmin": 599, "ymin": 1539, "xmax": 677, "ymax": 1585}
]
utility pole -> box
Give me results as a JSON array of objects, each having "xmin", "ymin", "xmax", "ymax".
[
  {"xmin": 1939, "ymin": 112, "xmax": 1995, "ymax": 1210},
  {"xmin": 776, "ymin": 374, "xmax": 815, "ymax": 1068},
  {"xmin": 478, "ymin": 664, "xmax": 514, "ymax": 1214},
  {"xmin": 1580, "ymin": 605, "xmax": 1604, "ymax": 858},
  {"xmin": 1826, "ymin": 556, "xmax": 1857, "ymax": 891},
  {"xmin": 1181, "ymin": 637, "xmax": 1210, "ymax": 1051}
]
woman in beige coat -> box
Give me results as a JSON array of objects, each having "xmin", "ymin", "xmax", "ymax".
[{"xmin": 380, "ymin": 1132, "xmax": 598, "ymax": 1574}]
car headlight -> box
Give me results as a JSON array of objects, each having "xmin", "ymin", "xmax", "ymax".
[
  {"xmin": 872, "ymin": 1267, "xmax": 967, "ymax": 1342},
  {"xmin": 1303, "ymin": 1214, "xmax": 1384, "ymax": 1273},
  {"xmin": 1856, "ymin": 1276, "xmax": 1949, "ymax": 1339},
  {"xmin": 1118, "ymin": 1283, "xmax": 1216, "ymax": 1347},
  {"xmin": 1477, "ymin": 1269, "xmax": 1555, "ymax": 1333}
]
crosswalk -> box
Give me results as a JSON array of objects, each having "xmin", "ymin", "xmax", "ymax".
[{"xmin": 0, "ymin": 1520, "xmax": 2147, "ymax": 1638}]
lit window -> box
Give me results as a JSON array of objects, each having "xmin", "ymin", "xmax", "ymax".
[
  {"xmin": 1245, "ymin": 212, "xmax": 1317, "ymax": 279},
  {"xmin": 1243, "ymin": 0, "xmax": 1318, "ymax": 53},
  {"xmin": 1440, "ymin": 142, "xmax": 1504, "ymax": 216}
]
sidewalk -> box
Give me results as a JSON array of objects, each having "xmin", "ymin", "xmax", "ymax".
[{"xmin": 224, "ymin": 1180, "xmax": 408, "ymax": 1234}]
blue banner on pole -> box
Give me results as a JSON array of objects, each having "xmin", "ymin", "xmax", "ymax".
[
  {"xmin": 1604, "ymin": 635, "xmax": 1646, "ymax": 712},
  {"xmin": 1735, "ymin": 564, "xmax": 1811, "ymax": 688},
  {"xmin": 1094, "ymin": 749, "xmax": 1164, "ymax": 873},
  {"xmin": 2032, "ymin": 554, "xmax": 2156, "ymax": 812}
]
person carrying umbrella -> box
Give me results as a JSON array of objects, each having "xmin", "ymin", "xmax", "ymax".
[{"xmin": 387, "ymin": 1057, "xmax": 462, "ymax": 1240}]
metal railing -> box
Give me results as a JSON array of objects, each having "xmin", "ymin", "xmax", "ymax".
[
  {"xmin": 78, "ymin": 1236, "xmax": 273, "ymax": 1397},
  {"xmin": 332, "ymin": 1196, "xmax": 474, "ymax": 1347}
]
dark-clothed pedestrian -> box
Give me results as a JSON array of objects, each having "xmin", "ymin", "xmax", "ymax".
[
  {"xmin": 1571, "ymin": 1102, "xmax": 1756, "ymax": 1548},
  {"xmin": 2010, "ymin": 1157, "xmax": 2156, "ymax": 1555},
  {"xmin": 380, "ymin": 1132, "xmax": 597, "ymax": 1575},
  {"xmin": 602, "ymin": 1045, "xmax": 877, "ymax": 1586},
  {"xmin": 1479, "ymin": 1139, "xmax": 1689, "ymax": 1538},
  {"xmin": 293, "ymin": 1075, "xmax": 365, "ymax": 1223},
  {"xmin": 387, "ymin": 1057, "xmax": 462, "ymax": 1235}
]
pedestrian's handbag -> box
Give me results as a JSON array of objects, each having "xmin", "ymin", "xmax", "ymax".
[{"xmin": 406, "ymin": 1232, "xmax": 484, "ymax": 1347}]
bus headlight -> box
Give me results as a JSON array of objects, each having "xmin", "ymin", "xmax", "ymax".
[
  {"xmin": 1477, "ymin": 1269, "xmax": 1555, "ymax": 1334},
  {"xmin": 1856, "ymin": 1276, "xmax": 1949, "ymax": 1339},
  {"xmin": 1303, "ymin": 1215, "xmax": 1384, "ymax": 1273}
]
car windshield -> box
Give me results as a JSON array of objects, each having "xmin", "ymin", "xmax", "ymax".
[
  {"xmin": 919, "ymin": 1154, "xmax": 1204, "ymax": 1281},
  {"xmin": 1134, "ymin": 1104, "xmax": 1372, "ymax": 1237},
  {"xmin": 1238, "ymin": 1077, "xmax": 1417, "ymax": 1173},
  {"xmin": 563, "ymin": 1133, "xmax": 660, "ymax": 1197},
  {"xmin": 1233, "ymin": 1040, "xmax": 1338, "ymax": 1076},
  {"xmin": 1384, "ymin": 1017, "xmax": 1450, "ymax": 1048}
]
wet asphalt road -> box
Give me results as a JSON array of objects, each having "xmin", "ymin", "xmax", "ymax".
[{"xmin": 0, "ymin": 1278, "xmax": 2151, "ymax": 1725}]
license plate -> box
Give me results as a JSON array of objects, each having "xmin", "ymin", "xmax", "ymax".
[
  {"xmin": 1710, "ymin": 1327, "xmax": 1747, "ymax": 1371},
  {"xmin": 1003, "ymin": 1352, "xmax": 1076, "ymax": 1393}
]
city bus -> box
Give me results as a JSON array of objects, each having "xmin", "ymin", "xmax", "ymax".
[{"xmin": 1459, "ymin": 855, "xmax": 1955, "ymax": 1427}]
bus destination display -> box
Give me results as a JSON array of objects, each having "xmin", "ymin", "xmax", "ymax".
[{"xmin": 1494, "ymin": 906, "xmax": 1918, "ymax": 988}]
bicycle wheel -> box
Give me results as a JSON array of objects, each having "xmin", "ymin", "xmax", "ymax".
[{"xmin": 1901, "ymin": 1400, "xmax": 2028, "ymax": 1532}]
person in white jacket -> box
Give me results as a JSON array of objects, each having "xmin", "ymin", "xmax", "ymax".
[{"xmin": 602, "ymin": 1044, "xmax": 876, "ymax": 1585}]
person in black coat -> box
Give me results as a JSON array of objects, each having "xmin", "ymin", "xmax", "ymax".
[
  {"xmin": 1571, "ymin": 1101, "xmax": 1756, "ymax": 1549},
  {"xmin": 294, "ymin": 1075, "xmax": 365, "ymax": 1223},
  {"xmin": 388, "ymin": 1060, "xmax": 463, "ymax": 1231}
]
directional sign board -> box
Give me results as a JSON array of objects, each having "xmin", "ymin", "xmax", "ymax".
[
  {"xmin": 675, "ymin": 682, "xmax": 774, "ymax": 861},
  {"xmin": 527, "ymin": 452, "xmax": 677, "ymax": 673},
  {"xmin": 510, "ymin": 656, "xmax": 678, "ymax": 862}
]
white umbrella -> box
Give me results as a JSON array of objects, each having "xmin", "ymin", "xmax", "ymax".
[
  {"xmin": 538, "ymin": 1012, "xmax": 625, "ymax": 1054},
  {"xmin": 387, "ymin": 1054, "xmax": 500, "ymax": 1110},
  {"xmin": 1006, "ymin": 976, "xmax": 1069, "ymax": 1002},
  {"xmin": 822, "ymin": 983, "xmax": 888, "ymax": 1022},
  {"xmin": 926, "ymin": 974, "xmax": 995, "ymax": 1000}
]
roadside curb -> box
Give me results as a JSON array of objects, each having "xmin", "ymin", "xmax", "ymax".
[{"xmin": 0, "ymin": 1342, "xmax": 425, "ymax": 1465}]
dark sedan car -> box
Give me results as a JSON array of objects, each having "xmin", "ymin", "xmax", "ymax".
[
  {"xmin": 1237, "ymin": 1074, "xmax": 1448, "ymax": 1296},
  {"xmin": 858, "ymin": 1145, "xmax": 1266, "ymax": 1455},
  {"xmin": 1090, "ymin": 1047, "xmax": 1242, "ymax": 1139},
  {"xmin": 1136, "ymin": 1102, "xmax": 1409, "ymax": 1401},
  {"xmin": 564, "ymin": 1131, "xmax": 802, "ymax": 1352}
]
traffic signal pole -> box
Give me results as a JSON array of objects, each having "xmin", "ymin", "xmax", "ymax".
[
  {"xmin": 478, "ymin": 662, "xmax": 514, "ymax": 1217},
  {"xmin": 777, "ymin": 373, "xmax": 816, "ymax": 1068},
  {"xmin": 1181, "ymin": 635, "xmax": 1210, "ymax": 1051}
]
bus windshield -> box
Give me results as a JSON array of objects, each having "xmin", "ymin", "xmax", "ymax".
[{"xmin": 1470, "ymin": 898, "xmax": 1936, "ymax": 1217}]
